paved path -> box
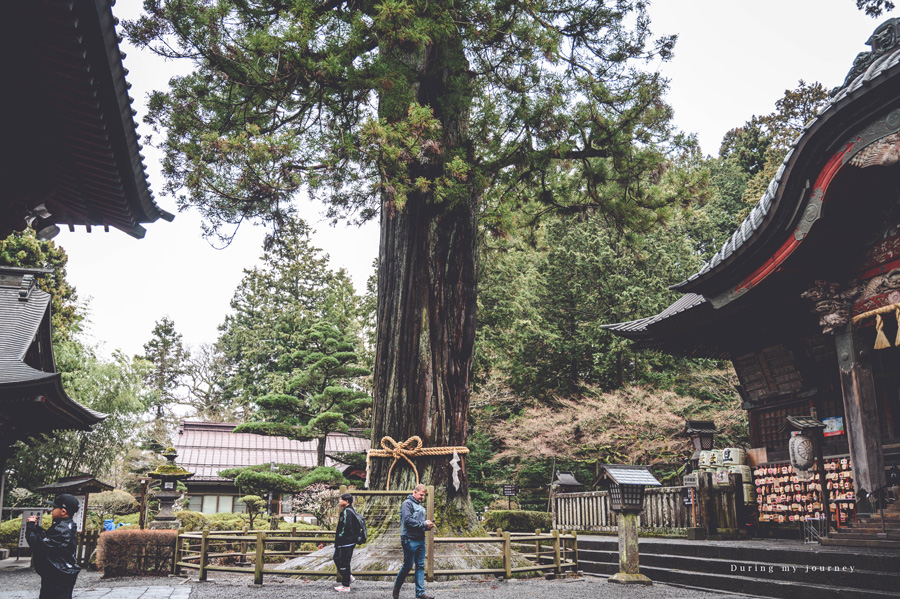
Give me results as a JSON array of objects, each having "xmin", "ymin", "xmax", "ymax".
[{"xmin": 0, "ymin": 588, "xmax": 191, "ymax": 599}]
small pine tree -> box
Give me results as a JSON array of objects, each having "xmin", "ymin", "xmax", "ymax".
[{"xmin": 235, "ymin": 322, "xmax": 371, "ymax": 466}]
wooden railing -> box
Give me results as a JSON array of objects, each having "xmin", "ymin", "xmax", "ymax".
[
  {"xmin": 552, "ymin": 487, "xmax": 694, "ymax": 535},
  {"xmin": 76, "ymin": 529, "xmax": 100, "ymax": 567},
  {"xmin": 553, "ymin": 476, "xmax": 746, "ymax": 538},
  {"xmin": 174, "ymin": 487, "xmax": 578, "ymax": 584}
]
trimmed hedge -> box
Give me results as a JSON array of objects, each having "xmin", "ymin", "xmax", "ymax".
[
  {"xmin": 96, "ymin": 528, "xmax": 177, "ymax": 577},
  {"xmin": 484, "ymin": 510, "xmax": 552, "ymax": 532}
]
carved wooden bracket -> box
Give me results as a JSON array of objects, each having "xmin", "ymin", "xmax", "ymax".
[{"xmin": 801, "ymin": 280, "xmax": 862, "ymax": 335}]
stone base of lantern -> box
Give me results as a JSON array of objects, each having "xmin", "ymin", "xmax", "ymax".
[
  {"xmin": 608, "ymin": 572, "xmax": 652, "ymax": 585},
  {"xmin": 608, "ymin": 511, "xmax": 653, "ymax": 584},
  {"xmin": 149, "ymin": 520, "xmax": 181, "ymax": 530}
]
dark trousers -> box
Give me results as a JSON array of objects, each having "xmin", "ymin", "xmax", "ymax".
[
  {"xmin": 39, "ymin": 577, "xmax": 76, "ymax": 599},
  {"xmin": 333, "ymin": 544, "xmax": 355, "ymax": 587}
]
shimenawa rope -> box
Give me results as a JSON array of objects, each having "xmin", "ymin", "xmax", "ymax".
[{"xmin": 366, "ymin": 436, "xmax": 469, "ymax": 490}]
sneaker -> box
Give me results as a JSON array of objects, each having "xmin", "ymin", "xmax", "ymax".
[
  {"xmin": 334, "ymin": 586, "xmax": 351, "ymax": 592},
  {"xmin": 416, "ymin": 595, "xmax": 435, "ymax": 599}
]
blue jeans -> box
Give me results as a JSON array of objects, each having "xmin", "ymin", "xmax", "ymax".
[{"xmin": 395, "ymin": 537, "xmax": 426, "ymax": 597}]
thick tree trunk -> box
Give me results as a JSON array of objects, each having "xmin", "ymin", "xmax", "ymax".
[{"xmin": 371, "ymin": 30, "xmax": 478, "ymax": 521}]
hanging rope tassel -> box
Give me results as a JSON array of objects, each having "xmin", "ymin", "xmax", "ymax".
[
  {"xmin": 875, "ymin": 313, "xmax": 891, "ymax": 349},
  {"xmin": 895, "ymin": 307, "xmax": 900, "ymax": 347}
]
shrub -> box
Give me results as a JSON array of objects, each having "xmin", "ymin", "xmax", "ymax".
[
  {"xmin": 96, "ymin": 529, "xmax": 177, "ymax": 577},
  {"xmin": 484, "ymin": 510, "xmax": 552, "ymax": 532},
  {"xmin": 173, "ymin": 510, "xmax": 207, "ymax": 532},
  {"xmin": 91, "ymin": 490, "xmax": 139, "ymax": 519},
  {"xmin": 1, "ymin": 515, "xmax": 53, "ymax": 550}
]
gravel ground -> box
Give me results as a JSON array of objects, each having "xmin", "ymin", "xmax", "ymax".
[{"xmin": 0, "ymin": 568, "xmax": 762, "ymax": 599}]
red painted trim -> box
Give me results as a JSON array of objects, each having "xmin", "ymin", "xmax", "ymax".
[{"xmin": 727, "ymin": 144, "xmax": 854, "ymax": 297}]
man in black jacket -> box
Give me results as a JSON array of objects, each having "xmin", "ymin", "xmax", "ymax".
[
  {"xmin": 332, "ymin": 493, "xmax": 362, "ymax": 592},
  {"xmin": 26, "ymin": 494, "xmax": 81, "ymax": 599}
]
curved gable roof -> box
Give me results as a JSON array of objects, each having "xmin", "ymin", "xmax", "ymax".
[{"xmin": 605, "ymin": 18, "xmax": 900, "ymax": 347}]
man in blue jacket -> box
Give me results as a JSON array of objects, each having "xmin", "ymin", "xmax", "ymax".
[
  {"xmin": 26, "ymin": 494, "xmax": 81, "ymax": 599},
  {"xmin": 393, "ymin": 484, "xmax": 434, "ymax": 599}
]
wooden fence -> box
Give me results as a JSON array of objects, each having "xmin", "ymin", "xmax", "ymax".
[
  {"xmin": 552, "ymin": 474, "xmax": 745, "ymax": 538},
  {"xmin": 552, "ymin": 487, "xmax": 692, "ymax": 535},
  {"xmin": 76, "ymin": 529, "xmax": 100, "ymax": 567},
  {"xmin": 174, "ymin": 487, "xmax": 578, "ymax": 584}
]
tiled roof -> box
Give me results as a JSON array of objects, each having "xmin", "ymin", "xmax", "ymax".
[
  {"xmin": 601, "ymin": 465, "xmax": 661, "ymax": 487},
  {"xmin": 674, "ymin": 20, "xmax": 900, "ymax": 293},
  {"xmin": 605, "ymin": 19, "xmax": 900, "ymax": 342},
  {"xmin": 174, "ymin": 421, "xmax": 370, "ymax": 481},
  {"xmin": 600, "ymin": 293, "xmax": 706, "ymax": 335},
  {"xmin": 0, "ymin": 268, "xmax": 107, "ymax": 432},
  {"xmin": 35, "ymin": 475, "xmax": 113, "ymax": 494}
]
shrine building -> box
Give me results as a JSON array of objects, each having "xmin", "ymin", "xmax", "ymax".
[{"xmin": 605, "ymin": 19, "xmax": 900, "ymax": 531}]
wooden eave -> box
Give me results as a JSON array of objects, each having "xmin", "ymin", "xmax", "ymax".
[{"xmin": 0, "ymin": 0, "xmax": 173, "ymax": 239}]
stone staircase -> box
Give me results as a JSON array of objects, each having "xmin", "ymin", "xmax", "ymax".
[
  {"xmin": 578, "ymin": 535, "xmax": 900, "ymax": 599},
  {"xmin": 819, "ymin": 499, "xmax": 900, "ymax": 549}
]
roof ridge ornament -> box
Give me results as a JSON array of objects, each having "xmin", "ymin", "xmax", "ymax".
[
  {"xmin": 18, "ymin": 274, "xmax": 36, "ymax": 302},
  {"xmin": 835, "ymin": 18, "xmax": 900, "ymax": 94}
]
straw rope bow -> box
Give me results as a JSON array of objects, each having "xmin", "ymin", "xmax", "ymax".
[
  {"xmin": 851, "ymin": 301, "xmax": 900, "ymax": 349},
  {"xmin": 366, "ymin": 436, "xmax": 470, "ymax": 490}
]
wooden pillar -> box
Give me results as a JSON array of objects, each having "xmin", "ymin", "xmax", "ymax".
[
  {"xmin": 502, "ymin": 531, "xmax": 512, "ymax": 579},
  {"xmin": 254, "ymin": 530, "xmax": 265, "ymax": 585},
  {"xmin": 836, "ymin": 328, "xmax": 887, "ymax": 498},
  {"xmin": 173, "ymin": 528, "xmax": 184, "ymax": 575},
  {"xmin": 198, "ymin": 530, "xmax": 209, "ymax": 582},
  {"xmin": 608, "ymin": 512, "xmax": 651, "ymax": 585},
  {"xmin": 426, "ymin": 485, "xmax": 435, "ymax": 583}
]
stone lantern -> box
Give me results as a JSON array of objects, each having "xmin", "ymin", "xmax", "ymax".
[
  {"xmin": 598, "ymin": 465, "xmax": 661, "ymax": 585},
  {"xmin": 147, "ymin": 447, "xmax": 193, "ymax": 529}
]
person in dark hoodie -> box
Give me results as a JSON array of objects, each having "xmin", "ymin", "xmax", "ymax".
[
  {"xmin": 25, "ymin": 494, "xmax": 81, "ymax": 599},
  {"xmin": 333, "ymin": 493, "xmax": 362, "ymax": 592},
  {"xmin": 393, "ymin": 484, "xmax": 434, "ymax": 599}
]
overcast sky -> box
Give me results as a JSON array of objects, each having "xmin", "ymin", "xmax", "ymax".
[{"xmin": 54, "ymin": 0, "xmax": 897, "ymax": 358}]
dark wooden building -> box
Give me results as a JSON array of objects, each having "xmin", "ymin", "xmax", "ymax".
[
  {"xmin": 0, "ymin": 0, "xmax": 171, "ymax": 518},
  {"xmin": 606, "ymin": 19, "xmax": 900, "ymax": 527}
]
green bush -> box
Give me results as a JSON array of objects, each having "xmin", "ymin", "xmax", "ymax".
[
  {"xmin": 484, "ymin": 510, "xmax": 552, "ymax": 532},
  {"xmin": 173, "ymin": 510, "xmax": 207, "ymax": 532},
  {"xmin": 1, "ymin": 515, "xmax": 53, "ymax": 550}
]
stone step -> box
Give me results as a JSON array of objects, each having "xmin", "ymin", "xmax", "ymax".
[
  {"xmin": 819, "ymin": 537, "xmax": 900, "ymax": 549},
  {"xmin": 577, "ymin": 547, "xmax": 900, "ymax": 593},
  {"xmin": 830, "ymin": 530, "xmax": 900, "ymax": 540},
  {"xmin": 579, "ymin": 537, "xmax": 899, "ymax": 571}
]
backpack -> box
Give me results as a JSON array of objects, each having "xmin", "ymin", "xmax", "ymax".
[{"xmin": 351, "ymin": 509, "xmax": 367, "ymax": 544}]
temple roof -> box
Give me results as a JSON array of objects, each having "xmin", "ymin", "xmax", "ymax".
[
  {"xmin": 0, "ymin": 0, "xmax": 173, "ymax": 239},
  {"xmin": 35, "ymin": 474, "xmax": 114, "ymax": 495},
  {"xmin": 604, "ymin": 18, "xmax": 900, "ymax": 355},
  {"xmin": 174, "ymin": 421, "xmax": 370, "ymax": 481},
  {"xmin": 0, "ymin": 267, "xmax": 106, "ymax": 446}
]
